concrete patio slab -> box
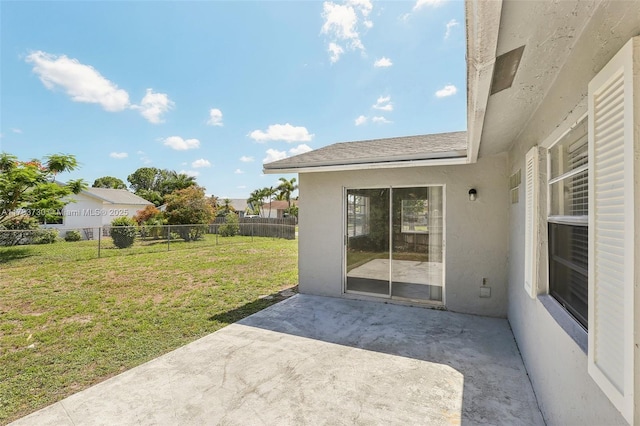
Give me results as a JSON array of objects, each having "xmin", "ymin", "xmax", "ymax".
[{"xmin": 11, "ymin": 294, "xmax": 544, "ymax": 426}]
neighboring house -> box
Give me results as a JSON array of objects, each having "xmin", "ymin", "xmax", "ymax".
[
  {"xmin": 51, "ymin": 187, "xmax": 152, "ymax": 238},
  {"xmin": 265, "ymin": 2, "xmax": 640, "ymax": 425},
  {"xmin": 225, "ymin": 199, "xmax": 249, "ymax": 217},
  {"xmin": 260, "ymin": 200, "xmax": 296, "ymax": 219}
]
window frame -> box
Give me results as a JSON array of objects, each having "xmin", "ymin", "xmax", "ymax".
[
  {"xmin": 346, "ymin": 193, "xmax": 370, "ymax": 238},
  {"xmin": 545, "ymin": 117, "xmax": 589, "ymax": 330},
  {"xmin": 400, "ymin": 198, "xmax": 429, "ymax": 234}
]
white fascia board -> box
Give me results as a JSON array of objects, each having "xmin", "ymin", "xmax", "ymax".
[
  {"xmin": 263, "ymin": 156, "xmax": 468, "ymax": 174},
  {"xmin": 466, "ymin": 0, "xmax": 503, "ymax": 163}
]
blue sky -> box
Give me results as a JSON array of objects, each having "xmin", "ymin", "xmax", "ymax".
[{"xmin": 1, "ymin": 0, "xmax": 465, "ymax": 199}]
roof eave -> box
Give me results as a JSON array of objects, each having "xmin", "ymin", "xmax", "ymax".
[
  {"xmin": 80, "ymin": 190, "xmax": 151, "ymax": 205},
  {"xmin": 263, "ymin": 155, "xmax": 468, "ymax": 174},
  {"xmin": 465, "ymin": 0, "xmax": 503, "ymax": 163}
]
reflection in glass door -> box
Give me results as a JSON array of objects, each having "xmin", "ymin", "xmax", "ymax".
[
  {"xmin": 391, "ymin": 187, "xmax": 443, "ymax": 301},
  {"xmin": 345, "ymin": 186, "xmax": 443, "ymax": 302},
  {"xmin": 345, "ymin": 188, "xmax": 390, "ymax": 296}
]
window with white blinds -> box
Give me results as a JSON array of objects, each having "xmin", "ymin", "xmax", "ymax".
[{"xmin": 547, "ymin": 119, "xmax": 588, "ymax": 329}]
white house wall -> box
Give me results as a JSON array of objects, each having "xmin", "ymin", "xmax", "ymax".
[
  {"xmin": 298, "ymin": 153, "xmax": 509, "ymax": 317},
  {"xmin": 60, "ymin": 195, "xmax": 105, "ymax": 230},
  {"xmin": 58, "ymin": 194, "xmax": 149, "ymax": 237},
  {"xmin": 503, "ymin": 6, "xmax": 637, "ymax": 424}
]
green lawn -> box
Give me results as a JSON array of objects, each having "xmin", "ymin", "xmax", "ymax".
[{"xmin": 0, "ymin": 237, "xmax": 298, "ymax": 424}]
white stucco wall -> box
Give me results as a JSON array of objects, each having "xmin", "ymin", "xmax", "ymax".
[
  {"xmin": 57, "ymin": 194, "xmax": 149, "ymax": 237},
  {"xmin": 298, "ymin": 153, "xmax": 509, "ymax": 317},
  {"xmin": 508, "ymin": 147, "xmax": 626, "ymax": 426},
  {"xmin": 503, "ymin": 9, "xmax": 637, "ymax": 424}
]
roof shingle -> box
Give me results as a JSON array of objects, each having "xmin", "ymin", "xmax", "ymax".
[
  {"xmin": 83, "ymin": 188, "xmax": 152, "ymax": 205},
  {"xmin": 264, "ymin": 131, "xmax": 467, "ymax": 171}
]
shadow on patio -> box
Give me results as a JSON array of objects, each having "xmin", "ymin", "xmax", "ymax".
[{"xmin": 12, "ymin": 294, "xmax": 543, "ymax": 426}]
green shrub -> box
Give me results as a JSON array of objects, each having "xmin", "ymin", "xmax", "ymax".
[
  {"xmin": 64, "ymin": 230, "xmax": 82, "ymax": 242},
  {"xmin": 0, "ymin": 215, "xmax": 40, "ymax": 246},
  {"xmin": 219, "ymin": 212, "xmax": 240, "ymax": 237},
  {"xmin": 110, "ymin": 217, "xmax": 137, "ymax": 249},
  {"xmin": 33, "ymin": 228, "xmax": 59, "ymax": 244},
  {"xmin": 139, "ymin": 218, "xmax": 166, "ymax": 240}
]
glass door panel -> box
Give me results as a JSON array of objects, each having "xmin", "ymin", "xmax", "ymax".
[
  {"xmin": 345, "ymin": 188, "xmax": 390, "ymax": 296},
  {"xmin": 391, "ymin": 187, "xmax": 443, "ymax": 301}
]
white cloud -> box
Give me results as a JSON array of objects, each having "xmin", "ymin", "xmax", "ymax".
[
  {"xmin": 234, "ymin": 169, "xmax": 244, "ymax": 174},
  {"xmin": 445, "ymin": 19, "xmax": 459, "ymax": 39},
  {"xmin": 262, "ymin": 144, "xmax": 313, "ymax": 164},
  {"xmin": 355, "ymin": 115, "xmax": 368, "ymax": 126},
  {"xmin": 263, "ymin": 149, "xmax": 288, "ymax": 164},
  {"xmin": 11, "ymin": 128, "xmax": 22, "ymax": 134},
  {"xmin": 240, "ymin": 156, "xmax": 255, "ymax": 162},
  {"xmin": 179, "ymin": 170, "xmax": 199, "ymax": 177},
  {"xmin": 435, "ymin": 84, "xmax": 458, "ymax": 98},
  {"xmin": 134, "ymin": 89, "xmax": 173, "ymax": 124},
  {"xmin": 413, "ymin": 0, "xmax": 445, "ymax": 12},
  {"xmin": 289, "ymin": 144, "xmax": 313, "ymax": 156},
  {"xmin": 321, "ymin": 2, "xmax": 360, "ymax": 45},
  {"xmin": 162, "ymin": 136, "xmax": 200, "ymax": 150},
  {"xmin": 109, "ymin": 152, "xmax": 128, "ymax": 159},
  {"xmin": 192, "ymin": 158, "xmax": 211, "ymax": 168},
  {"xmin": 249, "ymin": 123, "xmax": 314, "ymax": 143},
  {"xmin": 374, "ymin": 57, "xmax": 393, "ymax": 68},
  {"xmin": 347, "ymin": 0, "xmax": 372, "ymax": 16},
  {"xmin": 372, "ymin": 116, "xmax": 393, "ymax": 124},
  {"xmin": 328, "ymin": 43, "xmax": 345, "ymax": 64},
  {"xmin": 321, "ymin": 0, "xmax": 373, "ymax": 62},
  {"xmin": 372, "ymin": 95, "xmax": 393, "ymax": 111},
  {"xmin": 26, "ymin": 51, "xmax": 130, "ymax": 112},
  {"xmin": 237, "ymin": 185, "xmax": 247, "ymax": 189},
  {"xmin": 207, "ymin": 108, "xmax": 223, "ymax": 126},
  {"xmin": 137, "ymin": 151, "xmax": 152, "ymax": 164}
]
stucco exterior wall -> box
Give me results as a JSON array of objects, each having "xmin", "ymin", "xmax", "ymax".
[
  {"xmin": 298, "ymin": 153, "xmax": 509, "ymax": 317},
  {"xmin": 57, "ymin": 194, "xmax": 148, "ymax": 236},
  {"xmin": 503, "ymin": 10, "xmax": 636, "ymax": 424}
]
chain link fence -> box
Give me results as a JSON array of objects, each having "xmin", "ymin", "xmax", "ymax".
[{"xmin": 0, "ymin": 218, "xmax": 296, "ymax": 263}]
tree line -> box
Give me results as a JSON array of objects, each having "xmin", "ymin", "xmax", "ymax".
[
  {"xmin": 1, "ymin": 153, "xmax": 299, "ymax": 235},
  {"xmin": 247, "ymin": 177, "xmax": 298, "ymax": 218}
]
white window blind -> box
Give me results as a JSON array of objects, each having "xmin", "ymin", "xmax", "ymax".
[
  {"xmin": 587, "ymin": 36, "xmax": 637, "ymax": 424},
  {"xmin": 547, "ymin": 123, "xmax": 589, "ymax": 329},
  {"xmin": 524, "ymin": 146, "xmax": 539, "ymax": 299}
]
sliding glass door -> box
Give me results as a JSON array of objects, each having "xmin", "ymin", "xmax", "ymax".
[
  {"xmin": 345, "ymin": 188, "xmax": 390, "ymax": 296},
  {"xmin": 345, "ymin": 186, "xmax": 444, "ymax": 302}
]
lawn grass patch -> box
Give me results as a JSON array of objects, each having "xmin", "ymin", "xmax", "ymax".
[{"xmin": 0, "ymin": 237, "xmax": 297, "ymax": 424}]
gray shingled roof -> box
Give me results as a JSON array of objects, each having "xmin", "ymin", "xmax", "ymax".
[
  {"xmin": 83, "ymin": 188, "xmax": 153, "ymax": 205},
  {"xmin": 263, "ymin": 131, "xmax": 467, "ymax": 171}
]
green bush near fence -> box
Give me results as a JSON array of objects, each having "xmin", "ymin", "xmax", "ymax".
[
  {"xmin": 33, "ymin": 228, "xmax": 59, "ymax": 245},
  {"xmin": 219, "ymin": 213, "xmax": 240, "ymax": 237},
  {"xmin": 64, "ymin": 230, "xmax": 82, "ymax": 242},
  {"xmin": 110, "ymin": 217, "xmax": 137, "ymax": 248},
  {"xmin": 0, "ymin": 216, "xmax": 58, "ymax": 246}
]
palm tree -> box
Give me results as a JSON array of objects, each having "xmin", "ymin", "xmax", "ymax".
[
  {"xmin": 217, "ymin": 198, "xmax": 235, "ymax": 216},
  {"xmin": 168, "ymin": 171, "xmax": 197, "ymax": 192},
  {"xmin": 248, "ymin": 189, "xmax": 266, "ymax": 217},
  {"xmin": 277, "ymin": 177, "xmax": 298, "ymax": 208},
  {"xmin": 264, "ymin": 186, "xmax": 277, "ymax": 218}
]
